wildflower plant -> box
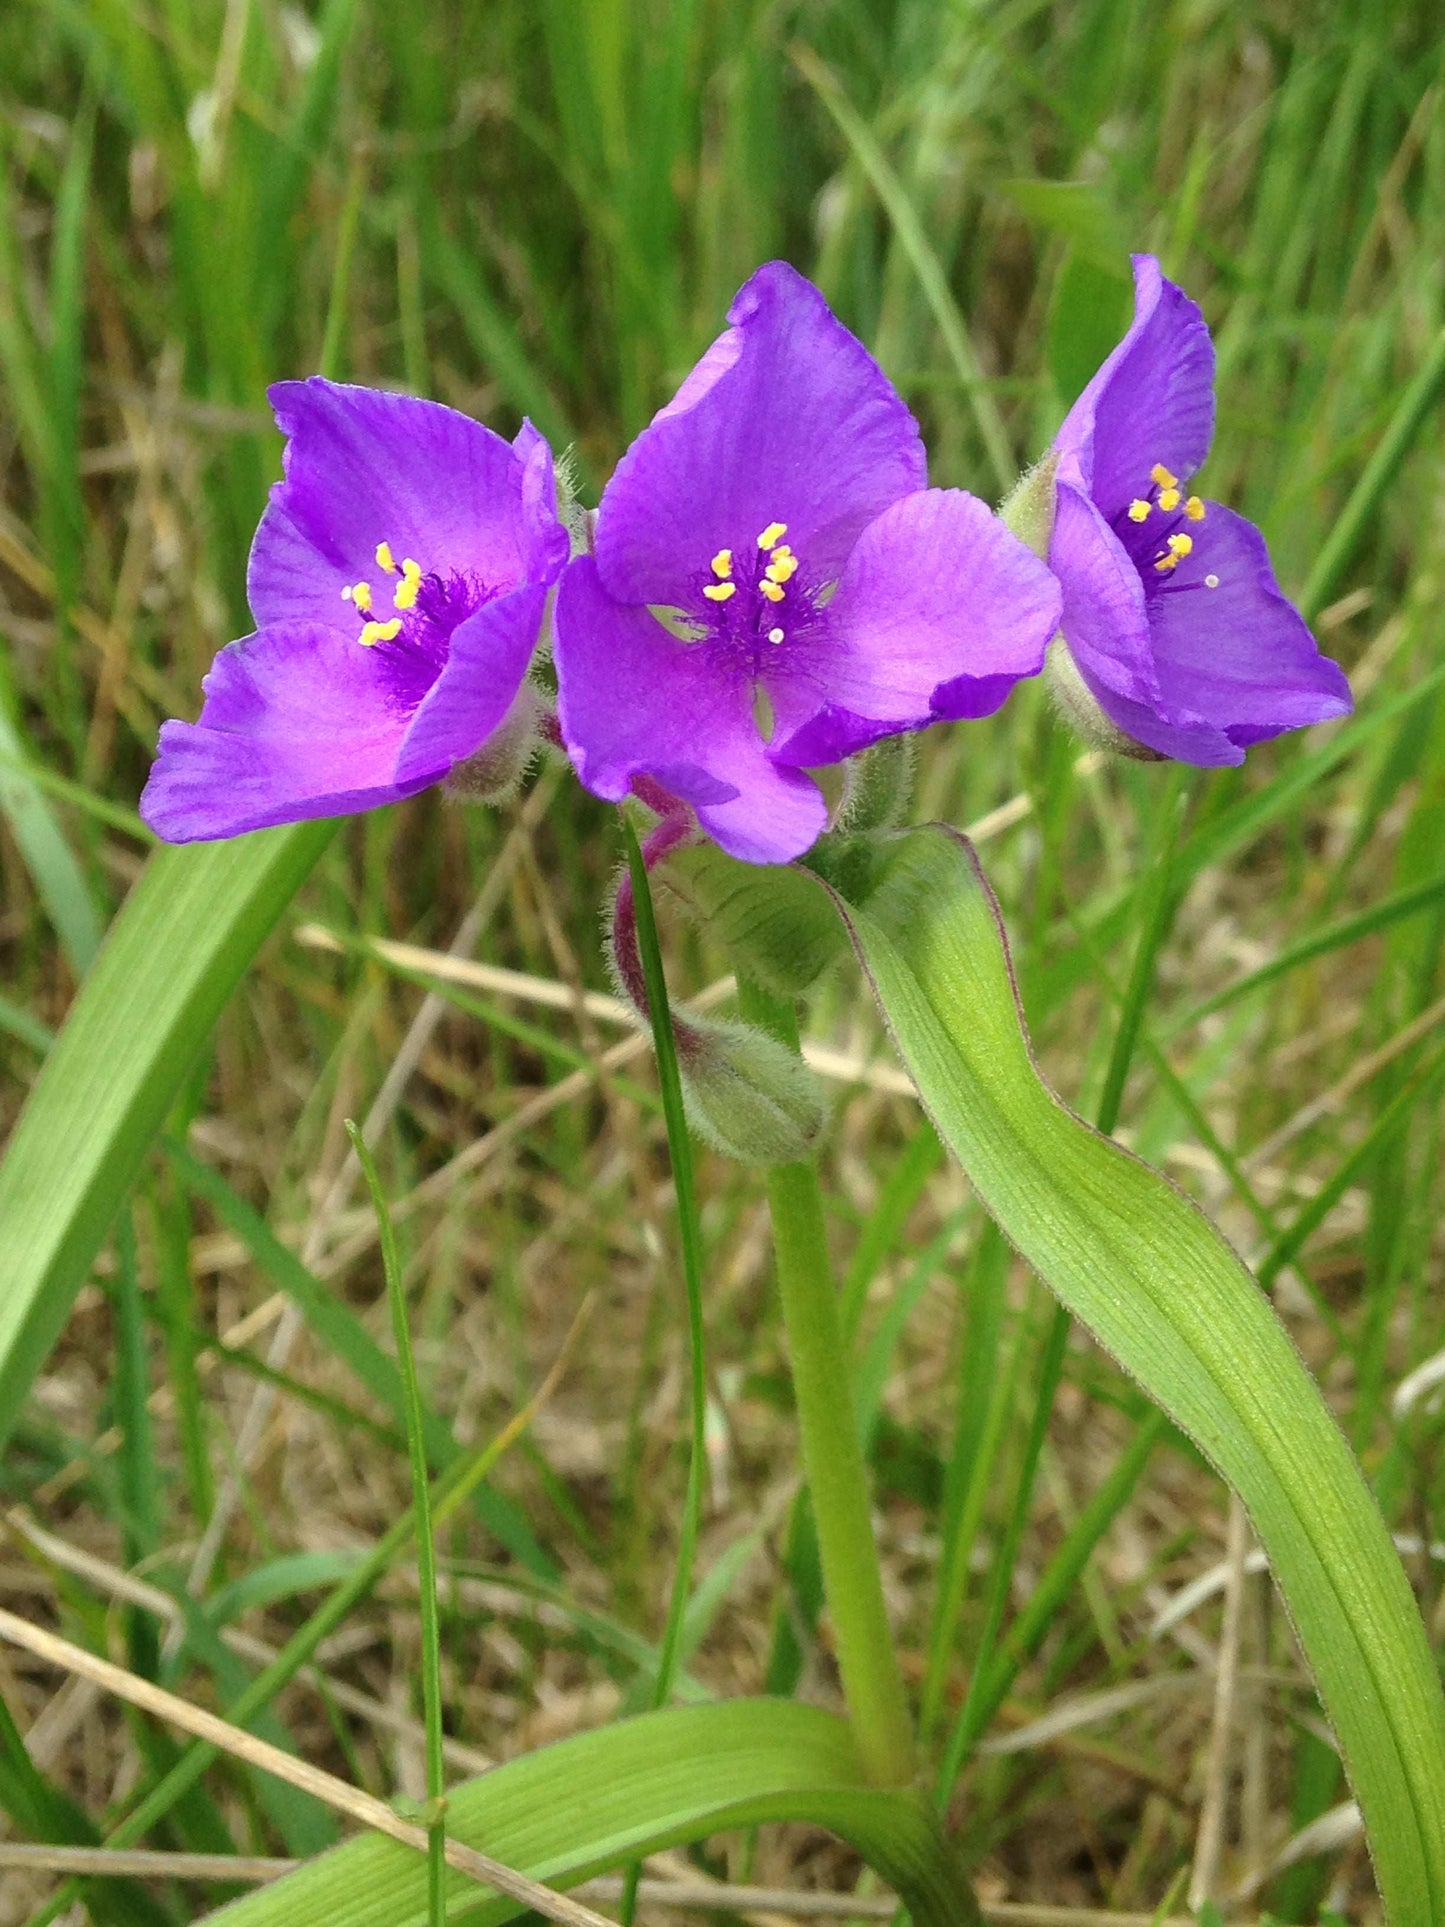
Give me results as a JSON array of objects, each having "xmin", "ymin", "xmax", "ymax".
[{"xmin": 4, "ymin": 254, "xmax": 1445, "ymax": 1927}]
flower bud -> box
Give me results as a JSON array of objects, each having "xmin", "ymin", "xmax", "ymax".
[
  {"xmin": 1043, "ymin": 637, "xmax": 1163, "ymax": 761},
  {"xmin": 998, "ymin": 451, "xmax": 1059, "ymax": 561},
  {"xmin": 663, "ymin": 843, "xmax": 846, "ymax": 997},
  {"xmin": 677, "ymin": 1017, "xmax": 826, "ymax": 1165}
]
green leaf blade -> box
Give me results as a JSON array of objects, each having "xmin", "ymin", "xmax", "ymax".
[
  {"xmin": 0, "ymin": 823, "xmax": 333, "ymax": 1447},
  {"xmin": 201, "ymin": 1700, "xmax": 961, "ymax": 1927}
]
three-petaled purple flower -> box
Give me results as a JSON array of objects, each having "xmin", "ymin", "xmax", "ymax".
[
  {"xmin": 553, "ymin": 262, "xmax": 1061, "ymax": 865},
  {"xmin": 140, "ymin": 380, "xmax": 568, "ymax": 841},
  {"xmin": 1047, "ymin": 254, "xmax": 1351, "ymax": 765}
]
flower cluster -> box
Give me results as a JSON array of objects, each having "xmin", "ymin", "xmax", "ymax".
[{"xmin": 142, "ymin": 256, "xmax": 1350, "ymax": 860}]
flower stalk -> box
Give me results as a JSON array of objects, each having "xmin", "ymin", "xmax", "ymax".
[{"xmin": 736, "ymin": 973, "xmax": 916, "ymax": 1792}]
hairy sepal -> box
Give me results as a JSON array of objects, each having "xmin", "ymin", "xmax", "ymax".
[
  {"xmin": 835, "ymin": 735, "xmax": 916, "ymax": 835},
  {"xmin": 997, "ymin": 450, "xmax": 1059, "ymax": 560}
]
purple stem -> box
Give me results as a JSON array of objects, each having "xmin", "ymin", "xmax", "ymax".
[{"xmin": 612, "ymin": 801, "xmax": 698, "ymax": 1044}]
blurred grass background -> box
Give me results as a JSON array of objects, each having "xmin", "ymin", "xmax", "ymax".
[{"xmin": 2, "ymin": 0, "xmax": 1445, "ymax": 1920}]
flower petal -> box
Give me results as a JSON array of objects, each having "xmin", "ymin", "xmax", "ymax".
[
  {"xmin": 1143, "ymin": 504, "xmax": 1352, "ymax": 746},
  {"xmin": 1053, "ymin": 255, "xmax": 1215, "ymax": 519},
  {"xmin": 1078, "ymin": 669, "xmax": 1246, "ymax": 766},
  {"xmin": 393, "ymin": 582, "xmax": 549, "ymax": 787},
  {"xmin": 1049, "ymin": 481, "xmax": 1164, "ymax": 709},
  {"xmin": 767, "ymin": 489, "xmax": 1058, "ymax": 763},
  {"xmin": 139, "ymin": 624, "xmax": 434, "ymax": 841},
  {"xmin": 594, "ymin": 261, "xmax": 926, "ymax": 607},
  {"xmin": 248, "ymin": 380, "xmax": 566, "ymax": 628},
  {"xmin": 554, "ymin": 556, "xmax": 827, "ymax": 864}
]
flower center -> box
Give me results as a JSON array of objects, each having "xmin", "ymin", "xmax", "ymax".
[
  {"xmin": 1116, "ymin": 463, "xmax": 1221, "ymax": 592},
  {"xmin": 341, "ymin": 539, "xmax": 497, "ymax": 650},
  {"xmin": 341, "ymin": 540, "xmax": 428, "ymax": 646},
  {"xmin": 693, "ymin": 519, "xmax": 809, "ymax": 653}
]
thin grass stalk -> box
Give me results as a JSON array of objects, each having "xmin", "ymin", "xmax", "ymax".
[
  {"xmin": 349, "ymin": 1122, "xmax": 447, "ymax": 1927},
  {"xmin": 616, "ymin": 814, "xmax": 709, "ymax": 1924}
]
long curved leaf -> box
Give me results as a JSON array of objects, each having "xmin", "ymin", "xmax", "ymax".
[
  {"xmin": 203, "ymin": 1700, "xmax": 969, "ymax": 1927},
  {"xmin": 818, "ymin": 823, "xmax": 1445, "ymax": 1923},
  {"xmin": 0, "ymin": 824, "xmax": 332, "ymax": 1446}
]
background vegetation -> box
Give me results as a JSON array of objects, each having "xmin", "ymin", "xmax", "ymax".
[{"xmin": 1, "ymin": 0, "xmax": 1444, "ymax": 1919}]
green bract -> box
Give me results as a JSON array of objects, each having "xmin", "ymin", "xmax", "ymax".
[{"xmin": 815, "ymin": 822, "xmax": 1445, "ymax": 1921}]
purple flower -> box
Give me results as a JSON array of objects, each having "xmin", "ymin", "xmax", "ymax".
[
  {"xmin": 1048, "ymin": 254, "xmax": 1351, "ymax": 765},
  {"xmin": 141, "ymin": 380, "xmax": 569, "ymax": 841},
  {"xmin": 553, "ymin": 262, "xmax": 1061, "ymax": 865}
]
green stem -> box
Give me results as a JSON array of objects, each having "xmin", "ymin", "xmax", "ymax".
[{"xmin": 737, "ymin": 974, "xmax": 916, "ymax": 1791}]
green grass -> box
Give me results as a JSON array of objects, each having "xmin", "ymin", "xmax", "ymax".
[{"xmin": 2, "ymin": 0, "xmax": 1445, "ymax": 1920}]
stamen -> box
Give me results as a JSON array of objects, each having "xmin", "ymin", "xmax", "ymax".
[
  {"xmin": 710, "ymin": 548, "xmax": 733, "ymax": 580},
  {"xmin": 1149, "ymin": 463, "xmax": 1178, "ymax": 490},
  {"xmin": 1185, "ymin": 496, "xmax": 1206, "ymax": 521},
  {"xmin": 1153, "ymin": 531, "xmax": 1194, "ymax": 574},
  {"xmin": 765, "ymin": 552, "xmax": 798, "ymax": 584},
  {"xmin": 1157, "ymin": 487, "xmax": 1181, "ymax": 511},
  {"xmin": 346, "ymin": 580, "xmax": 373, "ymax": 612},
  {"xmin": 756, "ymin": 521, "xmax": 788, "ymax": 549},
  {"xmin": 703, "ymin": 581, "xmax": 737, "ymax": 602},
  {"xmin": 392, "ymin": 558, "xmax": 423, "ymax": 612},
  {"xmin": 358, "ymin": 617, "xmax": 403, "ymax": 646},
  {"xmin": 375, "ymin": 542, "xmax": 397, "ymax": 574},
  {"xmin": 767, "ymin": 626, "xmax": 785, "ymax": 644},
  {"xmin": 1127, "ymin": 499, "xmax": 1151, "ymax": 522},
  {"xmin": 760, "ymin": 580, "xmax": 785, "ymax": 603}
]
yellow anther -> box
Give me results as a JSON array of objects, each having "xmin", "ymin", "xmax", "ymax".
[
  {"xmin": 756, "ymin": 521, "xmax": 788, "ymax": 549},
  {"xmin": 1149, "ymin": 463, "xmax": 1178, "ymax": 490},
  {"xmin": 703, "ymin": 581, "xmax": 737, "ymax": 602},
  {"xmin": 1157, "ymin": 487, "xmax": 1181, "ymax": 511},
  {"xmin": 345, "ymin": 580, "xmax": 373, "ymax": 613},
  {"xmin": 1167, "ymin": 532, "xmax": 1193, "ymax": 558},
  {"xmin": 375, "ymin": 542, "xmax": 396, "ymax": 573},
  {"xmin": 767, "ymin": 626, "xmax": 785, "ymax": 644},
  {"xmin": 710, "ymin": 548, "xmax": 734, "ymax": 579},
  {"xmin": 765, "ymin": 553, "xmax": 798, "ymax": 584},
  {"xmin": 1185, "ymin": 495, "xmax": 1206, "ymax": 521},
  {"xmin": 1153, "ymin": 554, "xmax": 1180, "ymax": 574},
  {"xmin": 358, "ymin": 617, "xmax": 403, "ymax": 646},
  {"xmin": 391, "ymin": 557, "xmax": 423, "ymax": 611},
  {"xmin": 1127, "ymin": 499, "xmax": 1151, "ymax": 523},
  {"xmin": 760, "ymin": 580, "xmax": 785, "ymax": 603}
]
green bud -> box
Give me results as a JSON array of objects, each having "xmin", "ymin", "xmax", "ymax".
[
  {"xmin": 998, "ymin": 450, "xmax": 1059, "ymax": 560},
  {"xmin": 663, "ymin": 842, "xmax": 846, "ymax": 996},
  {"xmin": 1043, "ymin": 636, "xmax": 1164, "ymax": 762},
  {"xmin": 678, "ymin": 1017, "xmax": 826, "ymax": 1165}
]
